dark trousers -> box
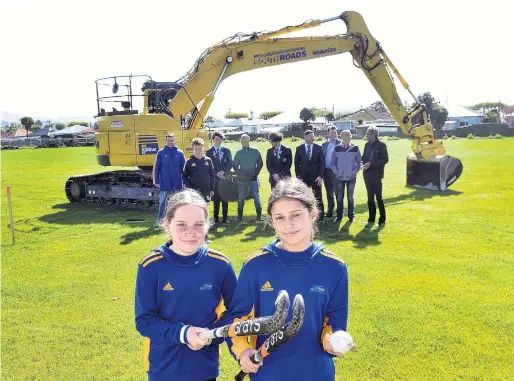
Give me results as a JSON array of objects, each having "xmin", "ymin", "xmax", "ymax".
[
  {"xmin": 303, "ymin": 178, "xmax": 324, "ymax": 220},
  {"xmin": 323, "ymin": 169, "xmax": 335, "ymax": 215},
  {"xmin": 364, "ymin": 175, "xmax": 386, "ymax": 223},
  {"xmin": 213, "ymin": 180, "xmax": 228, "ymax": 221},
  {"xmin": 335, "ymin": 177, "xmax": 356, "ymax": 219}
]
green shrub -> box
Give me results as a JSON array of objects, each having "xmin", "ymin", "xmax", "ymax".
[
  {"xmin": 255, "ymin": 137, "xmax": 267, "ymax": 142},
  {"xmin": 442, "ymin": 134, "xmax": 449, "ymax": 139},
  {"xmin": 386, "ymin": 136, "xmax": 400, "ymax": 140},
  {"xmin": 315, "ymin": 135, "xmax": 324, "ymax": 141},
  {"xmin": 467, "ymin": 133, "xmax": 475, "ymax": 139},
  {"xmin": 450, "ymin": 135, "xmax": 459, "ymax": 139},
  {"xmin": 495, "ymin": 133, "xmax": 503, "ymax": 139},
  {"xmin": 290, "ymin": 136, "xmax": 299, "ymax": 142}
]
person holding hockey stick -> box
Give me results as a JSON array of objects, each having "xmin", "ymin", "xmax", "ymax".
[
  {"xmin": 134, "ymin": 188, "xmax": 237, "ymax": 381},
  {"xmin": 227, "ymin": 177, "xmax": 353, "ymax": 381}
]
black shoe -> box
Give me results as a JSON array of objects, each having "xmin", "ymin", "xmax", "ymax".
[
  {"xmin": 237, "ymin": 215, "xmax": 243, "ymax": 223},
  {"xmin": 377, "ymin": 221, "xmax": 385, "ymax": 227},
  {"xmin": 348, "ymin": 217, "xmax": 356, "ymax": 223},
  {"xmin": 222, "ymin": 218, "xmax": 229, "ymax": 224},
  {"xmin": 333, "ymin": 217, "xmax": 342, "ymax": 223},
  {"xmin": 325, "ymin": 212, "xmax": 333, "ymax": 218},
  {"xmin": 213, "ymin": 218, "xmax": 220, "ymax": 224}
]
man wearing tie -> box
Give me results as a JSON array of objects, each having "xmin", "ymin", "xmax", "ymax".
[
  {"xmin": 206, "ymin": 131, "xmax": 233, "ymax": 224},
  {"xmin": 266, "ymin": 131, "xmax": 292, "ymax": 189},
  {"xmin": 321, "ymin": 126, "xmax": 342, "ymax": 219},
  {"xmin": 294, "ymin": 128, "xmax": 326, "ymax": 222}
]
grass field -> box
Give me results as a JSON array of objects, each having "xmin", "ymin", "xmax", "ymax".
[{"xmin": 2, "ymin": 137, "xmax": 514, "ymax": 381}]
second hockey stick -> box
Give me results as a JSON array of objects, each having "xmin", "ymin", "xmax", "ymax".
[{"xmin": 234, "ymin": 293, "xmax": 305, "ymax": 381}]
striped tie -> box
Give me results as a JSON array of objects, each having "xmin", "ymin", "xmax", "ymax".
[{"xmin": 307, "ymin": 144, "xmax": 311, "ymax": 160}]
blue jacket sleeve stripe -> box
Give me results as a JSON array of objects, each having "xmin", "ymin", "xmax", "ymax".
[
  {"xmin": 225, "ymin": 264, "xmax": 256, "ymax": 360},
  {"xmin": 321, "ymin": 263, "xmax": 349, "ymax": 355}
]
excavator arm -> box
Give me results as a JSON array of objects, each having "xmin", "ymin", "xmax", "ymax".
[
  {"xmin": 149, "ymin": 11, "xmax": 462, "ymax": 190},
  {"xmin": 163, "ymin": 12, "xmax": 435, "ymax": 153}
]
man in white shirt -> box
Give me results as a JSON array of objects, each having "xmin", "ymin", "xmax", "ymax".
[{"xmin": 321, "ymin": 126, "xmax": 342, "ymax": 218}]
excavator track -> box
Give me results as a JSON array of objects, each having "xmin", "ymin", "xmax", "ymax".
[
  {"xmin": 65, "ymin": 170, "xmax": 159, "ymax": 209},
  {"xmin": 64, "ymin": 170, "xmax": 252, "ymax": 209}
]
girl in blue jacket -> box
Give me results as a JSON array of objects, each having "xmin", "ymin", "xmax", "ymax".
[
  {"xmin": 135, "ymin": 189, "xmax": 237, "ymax": 381},
  {"xmin": 227, "ymin": 177, "xmax": 353, "ymax": 381}
]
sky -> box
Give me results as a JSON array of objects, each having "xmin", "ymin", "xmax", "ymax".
[{"xmin": 1, "ymin": 0, "xmax": 513, "ymax": 121}]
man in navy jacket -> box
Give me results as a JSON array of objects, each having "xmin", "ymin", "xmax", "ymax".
[
  {"xmin": 294, "ymin": 129, "xmax": 326, "ymax": 222},
  {"xmin": 362, "ymin": 126, "xmax": 389, "ymax": 227},
  {"xmin": 153, "ymin": 133, "xmax": 186, "ymax": 224}
]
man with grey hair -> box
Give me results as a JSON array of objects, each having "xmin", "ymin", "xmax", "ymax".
[
  {"xmin": 330, "ymin": 129, "xmax": 361, "ymax": 223},
  {"xmin": 362, "ymin": 126, "xmax": 389, "ymax": 227},
  {"xmin": 233, "ymin": 134, "xmax": 263, "ymax": 222},
  {"xmin": 322, "ymin": 126, "xmax": 342, "ymax": 218}
]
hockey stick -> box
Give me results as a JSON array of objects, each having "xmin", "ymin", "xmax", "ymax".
[
  {"xmin": 198, "ymin": 290, "xmax": 290, "ymax": 341},
  {"xmin": 234, "ymin": 294, "xmax": 305, "ymax": 381}
]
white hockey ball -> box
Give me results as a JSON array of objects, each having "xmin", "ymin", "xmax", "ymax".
[{"xmin": 329, "ymin": 330, "xmax": 354, "ymax": 354}]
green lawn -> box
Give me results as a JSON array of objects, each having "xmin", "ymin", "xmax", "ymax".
[{"xmin": 2, "ymin": 138, "xmax": 513, "ymax": 381}]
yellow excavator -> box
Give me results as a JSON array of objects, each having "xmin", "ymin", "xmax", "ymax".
[{"xmin": 65, "ymin": 10, "xmax": 463, "ymax": 207}]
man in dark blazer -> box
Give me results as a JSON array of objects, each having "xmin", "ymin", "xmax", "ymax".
[
  {"xmin": 294, "ymin": 128, "xmax": 326, "ymax": 222},
  {"xmin": 266, "ymin": 131, "xmax": 292, "ymax": 189},
  {"xmin": 206, "ymin": 131, "xmax": 233, "ymax": 223},
  {"xmin": 362, "ymin": 126, "xmax": 389, "ymax": 227},
  {"xmin": 321, "ymin": 126, "xmax": 342, "ymax": 219}
]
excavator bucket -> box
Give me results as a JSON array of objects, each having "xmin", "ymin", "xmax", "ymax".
[{"xmin": 406, "ymin": 153, "xmax": 463, "ymax": 191}]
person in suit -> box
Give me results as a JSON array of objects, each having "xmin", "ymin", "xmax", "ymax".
[
  {"xmin": 266, "ymin": 131, "xmax": 292, "ymax": 189},
  {"xmin": 206, "ymin": 131, "xmax": 233, "ymax": 224},
  {"xmin": 321, "ymin": 126, "xmax": 342, "ymax": 219},
  {"xmin": 294, "ymin": 128, "xmax": 325, "ymax": 222}
]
